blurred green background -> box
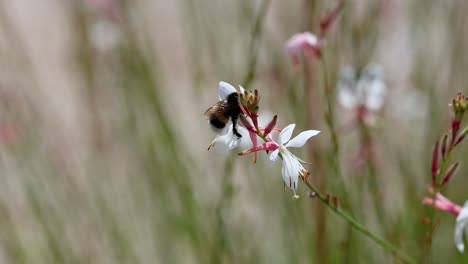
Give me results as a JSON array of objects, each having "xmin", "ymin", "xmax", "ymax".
[{"xmin": 0, "ymin": 0, "xmax": 468, "ymax": 263}]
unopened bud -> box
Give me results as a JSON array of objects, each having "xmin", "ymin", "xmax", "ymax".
[
  {"xmin": 239, "ymin": 89, "xmax": 260, "ymax": 115},
  {"xmin": 319, "ymin": 1, "xmax": 344, "ymax": 37},
  {"xmin": 452, "ymin": 91, "xmax": 468, "ymax": 119},
  {"xmin": 455, "ymin": 126, "xmax": 468, "ymax": 146},
  {"xmin": 431, "ymin": 140, "xmax": 439, "ymax": 186},
  {"xmin": 264, "ymin": 115, "xmax": 277, "ymax": 137},
  {"xmin": 441, "ymin": 134, "xmax": 448, "ymax": 159},
  {"xmin": 451, "ymin": 119, "xmax": 461, "ymax": 144},
  {"xmin": 441, "ymin": 162, "xmax": 459, "ymax": 186},
  {"xmin": 251, "ymin": 114, "xmax": 259, "ymax": 129}
]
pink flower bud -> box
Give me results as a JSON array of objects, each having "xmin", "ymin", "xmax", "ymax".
[
  {"xmin": 441, "ymin": 134, "xmax": 448, "ymax": 159},
  {"xmin": 263, "ymin": 115, "xmax": 277, "ymax": 137},
  {"xmin": 451, "ymin": 119, "xmax": 461, "ymax": 145},
  {"xmin": 319, "ymin": 1, "xmax": 344, "ymax": 37},
  {"xmin": 455, "ymin": 126, "xmax": 468, "ymax": 146},
  {"xmin": 441, "ymin": 162, "xmax": 459, "ymax": 187},
  {"xmin": 431, "ymin": 140, "xmax": 439, "ymax": 186}
]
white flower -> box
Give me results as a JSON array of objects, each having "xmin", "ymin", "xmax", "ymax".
[
  {"xmin": 337, "ymin": 64, "xmax": 386, "ymax": 111},
  {"xmin": 455, "ymin": 201, "xmax": 468, "ymax": 252},
  {"xmin": 269, "ymin": 124, "xmax": 320, "ymax": 198},
  {"xmin": 337, "ymin": 66, "xmax": 357, "ymax": 109}
]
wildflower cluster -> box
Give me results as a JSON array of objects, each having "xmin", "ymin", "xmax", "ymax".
[
  {"xmin": 207, "ymin": 82, "xmax": 320, "ymax": 198},
  {"xmin": 205, "ymin": 3, "xmax": 418, "ymax": 263},
  {"xmin": 423, "ymin": 91, "xmax": 468, "ymax": 252}
]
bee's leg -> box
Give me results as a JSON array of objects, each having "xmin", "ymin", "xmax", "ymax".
[{"xmin": 231, "ymin": 115, "xmax": 242, "ymax": 139}]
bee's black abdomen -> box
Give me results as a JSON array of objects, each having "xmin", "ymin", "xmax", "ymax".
[{"xmin": 210, "ymin": 118, "xmax": 226, "ymax": 129}]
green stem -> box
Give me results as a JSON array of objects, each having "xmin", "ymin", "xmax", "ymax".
[
  {"xmin": 320, "ymin": 56, "xmax": 339, "ymax": 155},
  {"xmin": 358, "ymin": 120, "xmax": 386, "ymax": 225},
  {"xmin": 211, "ymin": 159, "xmax": 235, "ymax": 263},
  {"xmin": 319, "ymin": 54, "xmax": 352, "ymax": 212},
  {"xmin": 303, "ymin": 53, "xmax": 329, "ymax": 263},
  {"xmin": 242, "ymin": 0, "xmax": 271, "ymax": 87},
  {"xmin": 303, "ymin": 180, "xmax": 416, "ymax": 264}
]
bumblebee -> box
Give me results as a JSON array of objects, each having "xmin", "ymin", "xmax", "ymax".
[{"xmin": 204, "ymin": 92, "xmax": 243, "ymax": 138}]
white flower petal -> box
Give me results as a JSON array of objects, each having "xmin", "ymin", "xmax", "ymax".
[
  {"xmin": 269, "ymin": 149, "xmax": 279, "ymax": 163},
  {"xmin": 455, "ymin": 202, "xmax": 468, "ymax": 252},
  {"xmin": 338, "ymin": 85, "xmax": 358, "ymax": 109},
  {"xmin": 281, "ymin": 154, "xmax": 293, "ymax": 188},
  {"xmin": 281, "ymin": 151, "xmax": 300, "ymax": 191},
  {"xmin": 213, "ymin": 129, "xmax": 240, "ymax": 153},
  {"xmin": 365, "ymin": 81, "xmax": 386, "ymax": 111},
  {"xmin": 338, "ymin": 66, "xmax": 356, "ymax": 91},
  {"xmin": 238, "ymin": 127, "xmax": 254, "ymax": 150},
  {"xmin": 285, "ymin": 130, "xmax": 320, "ymax": 148},
  {"xmin": 355, "ymin": 80, "xmax": 367, "ymax": 103},
  {"xmin": 280, "ymin": 124, "xmax": 295, "ymax": 145},
  {"xmin": 218, "ymin": 81, "xmax": 237, "ymax": 100},
  {"xmin": 292, "ymin": 153, "xmax": 307, "ymax": 164}
]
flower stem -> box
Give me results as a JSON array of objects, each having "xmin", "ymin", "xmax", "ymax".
[
  {"xmin": 303, "ymin": 53, "xmax": 329, "ymax": 262},
  {"xmin": 303, "ymin": 180, "xmax": 416, "ymax": 264},
  {"xmin": 242, "ymin": 0, "xmax": 271, "ymax": 88},
  {"xmin": 320, "ymin": 56, "xmax": 339, "ymax": 155},
  {"xmin": 357, "ymin": 118, "xmax": 387, "ymax": 227},
  {"xmin": 319, "ymin": 54, "xmax": 352, "ymax": 211}
]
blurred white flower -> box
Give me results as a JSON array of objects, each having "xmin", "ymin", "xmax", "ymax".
[
  {"xmin": 269, "ymin": 124, "xmax": 320, "ymax": 198},
  {"xmin": 455, "ymin": 201, "xmax": 468, "ymax": 252},
  {"xmin": 89, "ymin": 20, "xmax": 120, "ymax": 51},
  {"xmin": 337, "ymin": 66, "xmax": 357, "ymax": 109},
  {"xmin": 338, "ymin": 64, "xmax": 386, "ymax": 112}
]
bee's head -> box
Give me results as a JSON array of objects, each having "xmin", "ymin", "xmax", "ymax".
[{"xmin": 226, "ymin": 92, "xmax": 240, "ymax": 105}]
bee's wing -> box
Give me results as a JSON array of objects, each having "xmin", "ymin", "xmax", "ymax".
[
  {"xmin": 204, "ymin": 101, "xmax": 226, "ymax": 119},
  {"xmin": 204, "ymin": 105, "xmax": 217, "ymax": 119}
]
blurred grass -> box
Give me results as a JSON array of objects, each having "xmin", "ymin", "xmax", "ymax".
[{"xmin": 0, "ymin": 0, "xmax": 467, "ymax": 263}]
